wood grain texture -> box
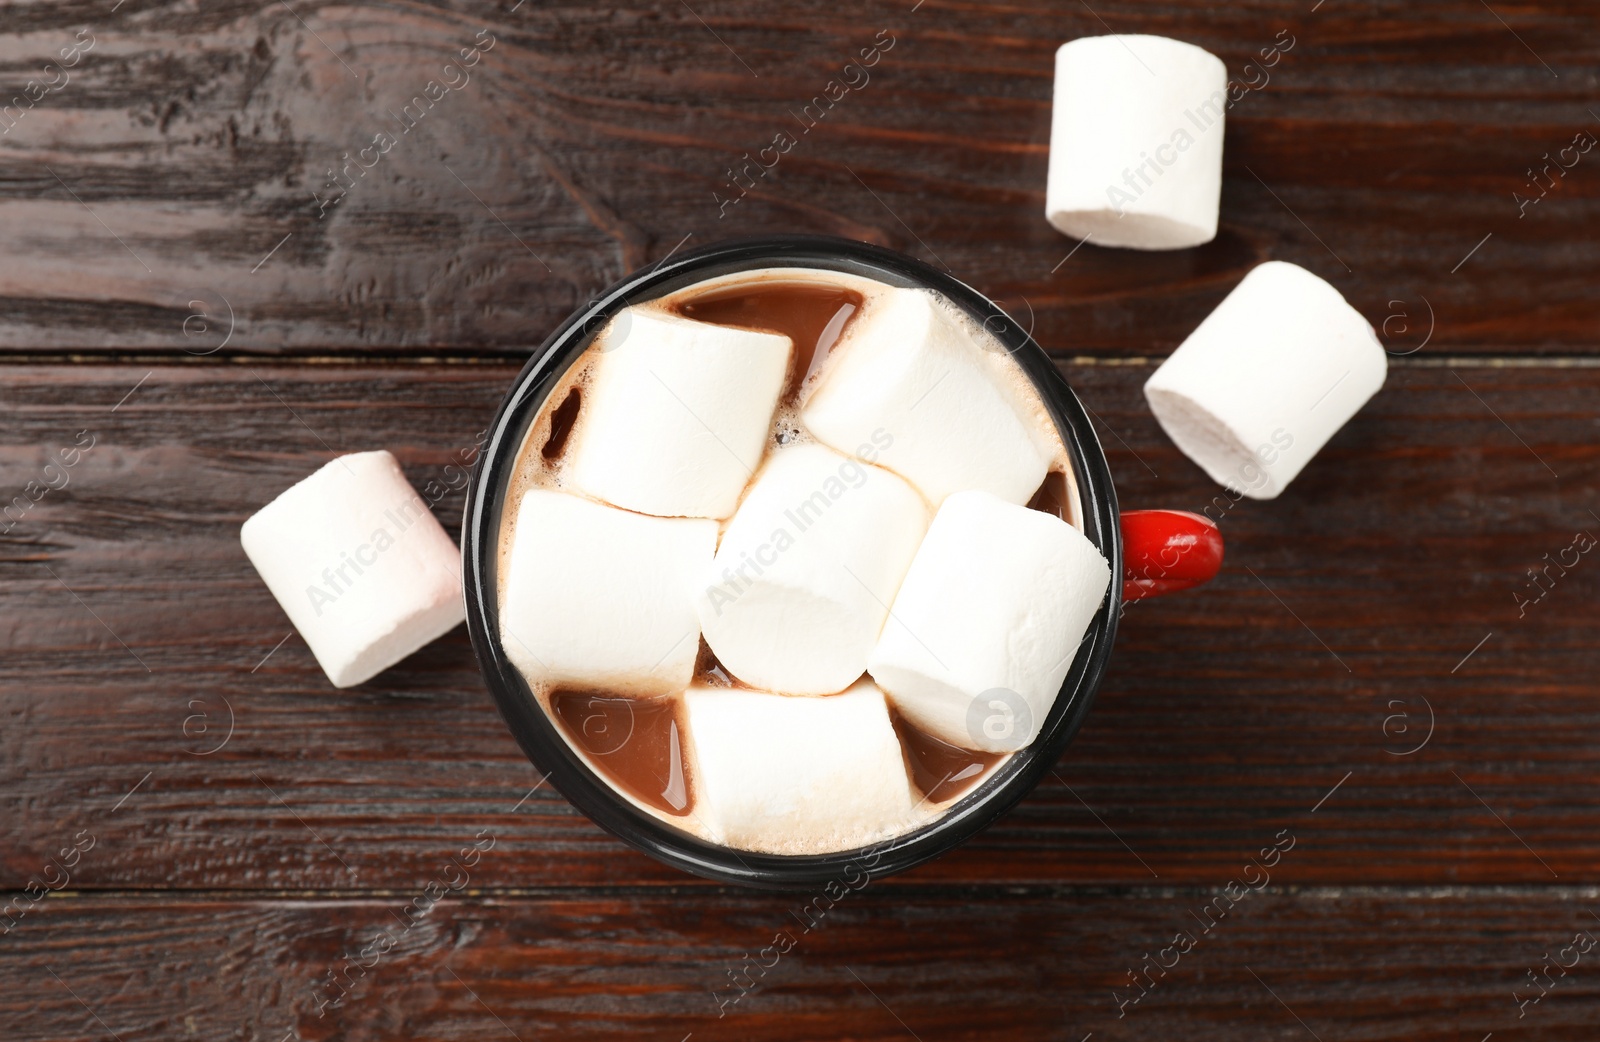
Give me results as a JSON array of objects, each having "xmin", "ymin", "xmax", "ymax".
[
  {"xmin": 5, "ymin": 0, "xmax": 1598, "ymax": 1034},
  {"xmin": 7, "ymin": 888, "xmax": 1600, "ymax": 1041},
  {"xmin": 3, "ymin": 360, "xmax": 1596, "ymax": 891},
  {"xmin": 0, "ymin": 1, "xmax": 1595, "ymax": 353}
]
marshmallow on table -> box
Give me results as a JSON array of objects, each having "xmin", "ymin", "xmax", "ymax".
[
  {"xmin": 800, "ymin": 287, "xmax": 1054, "ymax": 506},
  {"xmin": 240, "ymin": 450, "xmax": 463, "ymax": 689},
  {"xmin": 698, "ymin": 443, "xmax": 927, "ymax": 696},
  {"xmin": 1046, "ymin": 35, "xmax": 1228, "ymax": 250},
  {"xmin": 868, "ymin": 490, "xmax": 1111, "ymax": 754},
  {"xmin": 1144, "ymin": 260, "xmax": 1387, "ymax": 500},
  {"xmin": 566, "ymin": 307, "xmax": 791, "ymax": 520},
  {"xmin": 683, "ymin": 680, "xmax": 919, "ymax": 854},
  {"xmin": 502, "ymin": 489, "xmax": 716, "ymax": 696}
]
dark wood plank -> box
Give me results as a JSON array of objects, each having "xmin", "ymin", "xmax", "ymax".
[
  {"xmin": 5, "ymin": 887, "xmax": 1600, "ymax": 1040},
  {"xmin": 0, "ymin": 2, "xmax": 1595, "ymax": 353},
  {"xmin": 3, "ymin": 360, "xmax": 1597, "ymax": 890}
]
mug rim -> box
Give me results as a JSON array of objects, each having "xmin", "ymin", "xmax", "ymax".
[{"xmin": 462, "ymin": 234, "xmax": 1123, "ymax": 890}]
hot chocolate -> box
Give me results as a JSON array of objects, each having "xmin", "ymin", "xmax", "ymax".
[{"xmin": 494, "ymin": 266, "xmax": 1102, "ymax": 855}]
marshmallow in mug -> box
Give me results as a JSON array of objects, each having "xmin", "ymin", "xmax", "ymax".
[
  {"xmin": 1144, "ymin": 261, "xmax": 1388, "ymax": 499},
  {"xmin": 698, "ymin": 442, "xmax": 928, "ymax": 696},
  {"xmin": 240, "ymin": 450, "xmax": 464, "ymax": 688},
  {"xmin": 869, "ymin": 490, "xmax": 1111, "ymax": 754},
  {"xmin": 801, "ymin": 287, "xmax": 1054, "ymax": 506},
  {"xmin": 503, "ymin": 489, "xmax": 717, "ymax": 696},
  {"xmin": 565, "ymin": 308, "xmax": 791, "ymax": 520},
  {"xmin": 1046, "ymin": 34, "xmax": 1228, "ymax": 250},
  {"xmin": 683, "ymin": 680, "xmax": 919, "ymax": 854}
]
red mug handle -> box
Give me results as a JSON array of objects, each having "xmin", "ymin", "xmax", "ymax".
[{"xmin": 1120, "ymin": 510, "xmax": 1224, "ymax": 602}]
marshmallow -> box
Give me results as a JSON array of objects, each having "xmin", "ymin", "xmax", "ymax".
[
  {"xmin": 240, "ymin": 450, "xmax": 464, "ymax": 689},
  {"xmin": 698, "ymin": 443, "xmax": 927, "ymax": 695},
  {"xmin": 566, "ymin": 308, "xmax": 791, "ymax": 519},
  {"xmin": 868, "ymin": 490, "xmax": 1110, "ymax": 754},
  {"xmin": 683, "ymin": 680, "xmax": 919, "ymax": 854},
  {"xmin": 800, "ymin": 288, "xmax": 1053, "ymax": 506},
  {"xmin": 1144, "ymin": 261, "xmax": 1387, "ymax": 500},
  {"xmin": 502, "ymin": 489, "xmax": 716, "ymax": 696},
  {"xmin": 1045, "ymin": 35, "xmax": 1227, "ymax": 250}
]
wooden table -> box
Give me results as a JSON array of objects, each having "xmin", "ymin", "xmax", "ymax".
[{"xmin": 3, "ymin": 1, "xmax": 1598, "ymax": 1038}]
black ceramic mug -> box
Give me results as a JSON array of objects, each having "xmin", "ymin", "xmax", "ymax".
[{"xmin": 462, "ymin": 235, "xmax": 1220, "ymax": 890}]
